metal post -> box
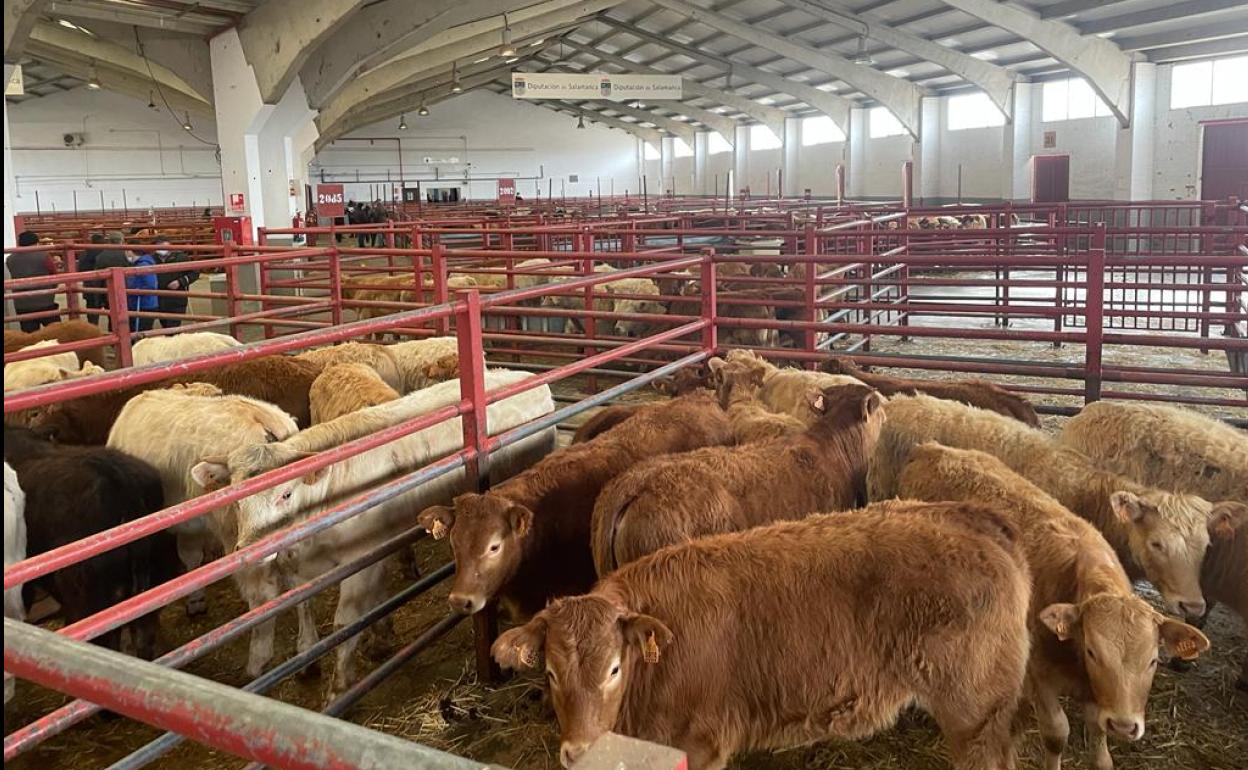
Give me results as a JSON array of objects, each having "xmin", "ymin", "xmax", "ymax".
[
  {"xmin": 1084, "ymin": 224, "xmax": 1106, "ymax": 403},
  {"xmin": 803, "ymin": 222, "xmax": 818, "ymax": 366},
  {"xmin": 223, "ymin": 241, "xmax": 242, "ymax": 341},
  {"xmin": 328, "ymin": 246, "xmax": 344, "ymax": 327},
  {"xmin": 64, "ymin": 248, "xmax": 82, "ymax": 321},
  {"xmin": 835, "ymin": 164, "xmax": 845, "ymax": 206},
  {"xmin": 431, "ymin": 243, "xmax": 449, "ymax": 335},
  {"xmin": 107, "ymin": 268, "xmax": 133, "ymax": 367},
  {"xmin": 901, "ymin": 160, "xmax": 913, "ymax": 210},
  {"xmin": 258, "ymin": 255, "xmax": 274, "ymax": 340},
  {"xmin": 700, "ymin": 249, "xmax": 718, "ymax": 356}
]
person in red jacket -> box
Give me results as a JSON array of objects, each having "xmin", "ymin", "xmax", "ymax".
[{"xmin": 8, "ymin": 231, "xmax": 61, "ymax": 332}]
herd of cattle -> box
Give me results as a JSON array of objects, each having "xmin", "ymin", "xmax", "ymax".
[{"xmin": 2, "ymin": 319, "xmax": 1245, "ymax": 770}]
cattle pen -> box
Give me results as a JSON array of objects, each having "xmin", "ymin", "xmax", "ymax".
[{"xmin": 4, "ymin": 197, "xmax": 1247, "ymax": 770}]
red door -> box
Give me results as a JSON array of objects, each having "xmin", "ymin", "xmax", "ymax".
[
  {"xmin": 1032, "ymin": 155, "xmax": 1070, "ymax": 203},
  {"xmin": 1200, "ymin": 120, "xmax": 1248, "ymax": 201}
]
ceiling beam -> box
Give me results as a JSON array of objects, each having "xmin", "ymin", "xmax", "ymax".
[
  {"xmin": 44, "ymin": 0, "xmax": 216, "ymax": 34},
  {"xmin": 316, "ymin": 0, "xmax": 623, "ymax": 135},
  {"xmin": 939, "ymin": 0, "xmax": 1134, "ymax": 127},
  {"xmin": 1147, "ymin": 35, "xmax": 1248, "ymax": 63},
  {"xmin": 557, "ymin": 38, "xmax": 786, "ymax": 135},
  {"xmin": 645, "ymin": 0, "xmax": 925, "ymax": 137},
  {"xmin": 1117, "ymin": 21, "xmax": 1248, "ymax": 53},
  {"xmin": 774, "ymin": 0, "xmax": 1016, "ymax": 119},
  {"xmin": 237, "ymin": 0, "xmax": 366, "ymax": 103},
  {"xmin": 298, "ymin": 0, "xmax": 539, "ymax": 109},
  {"xmin": 1040, "ymin": 0, "xmax": 1135, "ymax": 20},
  {"xmin": 516, "ymin": 97, "xmax": 665, "ymax": 143},
  {"xmin": 5, "ymin": 0, "xmax": 47, "ymax": 60},
  {"xmin": 595, "ymin": 18, "xmax": 852, "ymax": 131},
  {"xmin": 522, "ymin": 61, "xmax": 697, "ymax": 142},
  {"xmin": 1079, "ymin": 0, "xmax": 1247, "ymax": 35}
]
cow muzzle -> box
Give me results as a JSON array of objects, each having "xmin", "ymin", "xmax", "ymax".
[
  {"xmin": 560, "ymin": 741, "xmax": 591, "ymax": 768},
  {"xmin": 1103, "ymin": 714, "xmax": 1144, "ymax": 742},
  {"xmin": 448, "ymin": 592, "xmax": 485, "ymax": 615}
]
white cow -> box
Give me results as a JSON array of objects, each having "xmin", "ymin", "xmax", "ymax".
[
  {"xmin": 3, "ymin": 341, "xmax": 102, "ymax": 391},
  {"xmin": 131, "ymin": 332, "xmax": 242, "ymax": 366},
  {"xmin": 189, "ymin": 369, "xmax": 555, "ymax": 698},
  {"xmin": 4, "ymin": 462, "xmax": 27, "ymax": 703}
]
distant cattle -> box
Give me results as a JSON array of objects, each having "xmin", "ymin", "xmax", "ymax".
[
  {"xmin": 897, "ymin": 442, "xmax": 1209, "ymax": 767},
  {"xmin": 715, "ymin": 349, "xmax": 861, "ymax": 425},
  {"xmin": 495, "ymin": 501, "xmax": 1031, "ymax": 770},
  {"xmin": 821, "ymin": 356, "xmax": 1040, "ymax": 426},
  {"xmin": 4, "ymin": 320, "xmax": 108, "ymax": 369},
  {"xmin": 4, "ymin": 340, "xmax": 105, "ymax": 392},
  {"xmin": 707, "ymin": 356, "xmax": 805, "ymax": 444},
  {"xmin": 4, "ymin": 426, "xmax": 174, "ymax": 661},
  {"xmin": 592, "ymin": 383, "xmax": 883, "ymax": 574},
  {"xmin": 419, "ymin": 391, "xmax": 732, "ymax": 620},
  {"xmin": 869, "ymin": 394, "xmax": 1232, "ymax": 623},
  {"xmin": 130, "ymin": 331, "xmax": 241, "ymax": 365}
]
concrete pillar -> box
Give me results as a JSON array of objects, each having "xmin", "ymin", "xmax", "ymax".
[
  {"xmin": 1005, "ymin": 82, "xmax": 1034, "ymax": 201},
  {"xmin": 1115, "ymin": 61, "xmax": 1156, "ymax": 201},
  {"xmin": 734, "ymin": 125, "xmax": 749, "ymax": 195},
  {"xmin": 847, "ymin": 108, "xmax": 867, "ymax": 199},
  {"xmin": 782, "ymin": 117, "xmax": 800, "ymax": 196},
  {"xmin": 694, "ymin": 132, "xmax": 708, "ymax": 195},
  {"xmin": 4, "ymin": 65, "xmax": 17, "ymax": 254},
  {"xmin": 660, "ymin": 136, "xmax": 674, "ymax": 195},
  {"xmin": 211, "ymin": 28, "xmax": 317, "ymax": 237},
  {"xmin": 918, "ymin": 97, "xmax": 941, "ymax": 204}
]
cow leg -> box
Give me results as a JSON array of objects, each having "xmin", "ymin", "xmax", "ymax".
[
  {"xmin": 1029, "ymin": 678, "xmax": 1069, "ymax": 770},
  {"xmin": 235, "ymin": 564, "xmax": 281, "ymax": 678},
  {"xmin": 1083, "ymin": 704, "xmax": 1113, "ymax": 770},
  {"xmin": 175, "ymin": 531, "xmax": 208, "ymax": 616},
  {"xmin": 328, "ymin": 562, "xmax": 388, "ymax": 700},
  {"xmin": 681, "ymin": 736, "xmax": 731, "ymax": 770},
  {"xmin": 931, "ymin": 698, "xmax": 1019, "ymax": 770}
]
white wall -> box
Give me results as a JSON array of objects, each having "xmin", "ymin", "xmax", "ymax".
[
  {"xmin": 8, "ymin": 88, "xmax": 222, "ymax": 213},
  {"xmin": 1152, "ymin": 62, "xmax": 1248, "ymax": 200},
  {"xmin": 795, "ymin": 140, "xmax": 846, "ymax": 196},
  {"xmin": 313, "ymin": 90, "xmax": 639, "ymax": 202}
]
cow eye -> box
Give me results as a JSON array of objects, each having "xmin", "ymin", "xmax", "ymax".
[
  {"xmin": 488, "ymin": 542, "xmax": 502, "ymax": 554},
  {"xmin": 1148, "ymin": 657, "xmax": 1158, "ymax": 669},
  {"xmin": 1149, "ymin": 541, "xmax": 1163, "ymax": 551},
  {"xmin": 609, "ymin": 663, "xmax": 620, "ymax": 677},
  {"xmin": 1086, "ymin": 648, "xmax": 1097, "ymax": 662},
  {"xmin": 280, "ymin": 490, "xmax": 293, "ymax": 502}
]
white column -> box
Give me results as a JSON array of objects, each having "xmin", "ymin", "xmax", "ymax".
[
  {"xmin": 660, "ymin": 136, "xmax": 674, "ymax": 195},
  {"xmin": 694, "ymin": 132, "xmax": 708, "ymax": 195},
  {"xmin": 847, "ymin": 108, "xmax": 867, "ymax": 199},
  {"xmin": 734, "ymin": 125, "xmax": 749, "ymax": 195},
  {"xmin": 1005, "ymin": 82, "xmax": 1034, "ymax": 201},
  {"xmin": 918, "ymin": 97, "xmax": 941, "ymax": 204},
  {"xmin": 1115, "ymin": 61, "xmax": 1156, "ymax": 201},
  {"xmin": 782, "ymin": 117, "xmax": 800, "ymax": 196},
  {"xmin": 4, "ymin": 65, "xmax": 17, "ymax": 254}
]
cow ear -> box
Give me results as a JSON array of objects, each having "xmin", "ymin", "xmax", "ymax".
[
  {"xmin": 1158, "ymin": 617, "xmax": 1209, "ymax": 661},
  {"xmin": 706, "ymin": 357, "xmax": 726, "ymax": 376},
  {"xmin": 1039, "ymin": 603, "xmax": 1081, "ymax": 641},
  {"xmin": 621, "ymin": 613, "xmax": 673, "ymax": 664},
  {"xmin": 301, "ymin": 465, "xmax": 329, "ymax": 486},
  {"xmin": 190, "ymin": 458, "xmax": 230, "ymax": 491},
  {"xmin": 862, "ymin": 390, "xmax": 884, "ymax": 418},
  {"xmin": 651, "ymin": 378, "xmax": 674, "ymax": 396},
  {"xmin": 806, "ymin": 389, "xmax": 827, "ymax": 415},
  {"xmin": 508, "ymin": 504, "xmax": 534, "ymax": 538},
  {"xmin": 418, "ymin": 505, "xmax": 455, "ymax": 540},
  {"xmin": 1110, "ymin": 491, "xmax": 1151, "ymax": 524},
  {"xmin": 1208, "ymin": 501, "xmax": 1248, "ymax": 540},
  {"xmin": 492, "ymin": 616, "xmax": 547, "ymax": 671}
]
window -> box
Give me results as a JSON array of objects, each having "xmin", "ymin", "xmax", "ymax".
[
  {"xmin": 643, "ymin": 142, "xmax": 660, "ymax": 160},
  {"xmin": 708, "ymin": 131, "xmax": 732, "ymax": 155},
  {"xmin": 947, "ymin": 92, "xmax": 1005, "ymax": 130},
  {"xmin": 1171, "ymin": 56, "xmax": 1248, "ymax": 109},
  {"xmin": 1042, "ymin": 77, "xmax": 1112, "ymax": 122},
  {"xmin": 869, "ymin": 107, "xmax": 907, "ymax": 138},
  {"xmin": 801, "ymin": 115, "xmax": 845, "ymax": 145},
  {"xmin": 672, "ymin": 138, "xmax": 693, "ymax": 157},
  {"xmin": 750, "ymin": 124, "xmax": 781, "ymax": 150}
]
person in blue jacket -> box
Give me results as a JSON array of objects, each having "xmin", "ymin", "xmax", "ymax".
[{"xmin": 124, "ymin": 248, "xmax": 159, "ymax": 333}]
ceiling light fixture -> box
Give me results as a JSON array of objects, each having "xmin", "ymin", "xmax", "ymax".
[
  {"xmin": 417, "ymin": 97, "xmax": 430, "ymax": 117},
  {"xmin": 851, "ymin": 35, "xmax": 873, "ymax": 66},
  {"xmin": 398, "ymin": 113, "xmax": 408, "ymax": 130},
  {"xmin": 181, "ymin": 111, "xmax": 193, "ymax": 131},
  {"xmin": 576, "ymin": 115, "xmax": 586, "ymax": 129},
  {"xmin": 147, "ymin": 90, "xmax": 156, "ymax": 109},
  {"xmin": 451, "ymin": 62, "xmax": 462, "ymax": 93},
  {"xmin": 85, "ymin": 61, "xmax": 101, "ymax": 90},
  {"xmin": 499, "ymin": 14, "xmax": 516, "ymax": 57}
]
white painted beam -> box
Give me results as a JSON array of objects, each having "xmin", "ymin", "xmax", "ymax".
[
  {"xmin": 316, "ymin": 0, "xmax": 623, "ymax": 135},
  {"xmin": 775, "ymin": 0, "xmax": 1015, "ymax": 120},
  {"xmin": 558, "ymin": 39, "xmax": 787, "ymax": 136},
  {"xmin": 44, "ymin": 0, "xmax": 215, "ymax": 35},
  {"xmin": 598, "ymin": 18, "xmax": 853, "ymax": 132},
  {"xmin": 238, "ymin": 0, "xmax": 366, "ymax": 103},
  {"xmin": 646, "ymin": 0, "xmax": 924, "ymax": 137},
  {"xmin": 4, "ymin": 0, "xmax": 47, "ymax": 59},
  {"xmin": 940, "ymin": 0, "xmax": 1134, "ymax": 127}
]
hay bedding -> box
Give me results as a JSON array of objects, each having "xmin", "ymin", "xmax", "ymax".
[{"xmin": 5, "ymin": 349, "xmax": 1246, "ymax": 770}]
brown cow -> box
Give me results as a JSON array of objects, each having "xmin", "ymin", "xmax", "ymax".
[
  {"xmin": 897, "ymin": 443, "xmax": 1209, "ymax": 770},
  {"xmin": 4, "ymin": 320, "xmax": 108, "ymax": 369},
  {"xmin": 417, "ymin": 391, "xmax": 733, "ymax": 619},
  {"xmin": 572, "ymin": 364, "xmax": 711, "ymax": 445},
  {"xmin": 494, "ymin": 501, "xmax": 1032, "ymax": 770},
  {"xmin": 707, "ymin": 356, "xmax": 805, "ymax": 444},
  {"xmin": 19, "ymin": 354, "xmax": 323, "ymax": 444},
  {"xmin": 591, "ymin": 383, "xmax": 884, "ymax": 575},
  {"xmin": 821, "ymin": 356, "xmax": 1040, "ymax": 426}
]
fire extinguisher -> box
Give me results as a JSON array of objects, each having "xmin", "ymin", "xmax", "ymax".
[
  {"xmin": 292, "ymin": 211, "xmax": 306, "ymax": 245},
  {"xmin": 292, "ymin": 211, "xmax": 304, "ymax": 229}
]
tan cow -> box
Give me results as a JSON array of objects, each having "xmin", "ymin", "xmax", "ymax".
[
  {"xmin": 308, "ymin": 363, "xmax": 399, "ymax": 424},
  {"xmin": 707, "ymin": 356, "xmax": 805, "ymax": 444},
  {"xmin": 592, "ymin": 383, "xmax": 883, "ymax": 575},
  {"xmin": 295, "ymin": 342, "xmax": 403, "ymax": 392},
  {"xmin": 897, "ymin": 443, "xmax": 1209, "ymax": 770},
  {"xmin": 715, "ymin": 349, "xmax": 861, "ymax": 425},
  {"xmin": 494, "ymin": 501, "xmax": 1031, "ymax": 770},
  {"xmin": 869, "ymin": 394, "xmax": 1236, "ymax": 622}
]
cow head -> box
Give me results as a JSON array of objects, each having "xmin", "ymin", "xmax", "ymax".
[
  {"xmin": 807, "ymin": 383, "xmax": 886, "ymax": 442},
  {"xmin": 418, "ymin": 492, "xmax": 533, "ymax": 615},
  {"xmin": 709, "ymin": 358, "xmax": 767, "ymax": 409},
  {"xmin": 612, "ymin": 295, "xmax": 668, "ymax": 338},
  {"xmin": 1110, "ymin": 491, "xmax": 1244, "ymax": 620},
  {"xmin": 1040, "ymin": 595, "xmax": 1208, "ymax": 742},
  {"xmin": 652, "ymin": 364, "xmax": 710, "ymax": 397},
  {"xmin": 492, "ymin": 594, "xmax": 673, "ymax": 768}
]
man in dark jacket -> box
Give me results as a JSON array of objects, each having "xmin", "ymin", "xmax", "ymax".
[
  {"xmin": 92, "ymin": 231, "xmax": 132, "ymax": 331},
  {"xmin": 151, "ymin": 238, "xmax": 199, "ymax": 328},
  {"xmin": 8, "ymin": 231, "xmax": 60, "ymax": 332},
  {"xmin": 79, "ymin": 233, "xmax": 107, "ymax": 325}
]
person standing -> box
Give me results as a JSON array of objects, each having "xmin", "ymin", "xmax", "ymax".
[
  {"xmin": 151, "ymin": 238, "xmax": 198, "ymax": 328},
  {"xmin": 124, "ymin": 248, "xmax": 158, "ymax": 334},
  {"xmin": 92, "ymin": 232, "xmax": 131, "ymax": 331},
  {"xmin": 79, "ymin": 233, "xmax": 107, "ymax": 326},
  {"xmin": 8, "ymin": 231, "xmax": 61, "ymax": 332}
]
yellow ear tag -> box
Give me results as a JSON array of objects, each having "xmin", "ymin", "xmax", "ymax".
[
  {"xmin": 1176, "ymin": 639, "xmax": 1200, "ymax": 661},
  {"xmin": 430, "ymin": 520, "xmax": 448, "ymax": 540},
  {"xmin": 643, "ymin": 631, "xmax": 661, "ymax": 664},
  {"xmin": 520, "ymin": 645, "xmax": 538, "ymax": 668}
]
